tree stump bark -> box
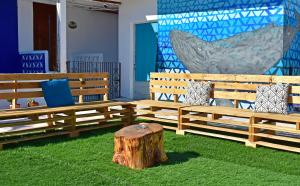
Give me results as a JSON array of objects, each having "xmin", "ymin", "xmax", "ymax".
[{"xmin": 112, "ymin": 123, "xmax": 168, "ymax": 169}]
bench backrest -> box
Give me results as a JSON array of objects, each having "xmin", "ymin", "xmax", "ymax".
[
  {"xmin": 0, "ymin": 73, "xmax": 109, "ymax": 109},
  {"xmin": 150, "ymin": 73, "xmax": 300, "ymax": 108}
]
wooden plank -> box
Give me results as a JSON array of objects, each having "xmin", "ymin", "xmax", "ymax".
[
  {"xmin": 0, "ymin": 116, "xmax": 73, "ymax": 128},
  {"xmin": 182, "ymin": 106, "xmax": 253, "ymax": 118},
  {"xmin": 150, "ymin": 80, "xmax": 258, "ymax": 91},
  {"xmin": 136, "ymin": 116, "xmax": 178, "ymax": 124},
  {"xmin": 255, "ymin": 141, "xmax": 300, "ymax": 153},
  {"xmin": 131, "ymin": 100, "xmax": 187, "ymax": 109},
  {"xmin": 0, "ymin": 73, "xmax": 109, "ymax": 81},
  {"xmin": 0, "ymin": 88, "xmax": 108, "ymax": 99},
  {"xmin": 184, "ymin": 129, "xmax": 247, "ymax": 142},
  {"xmin": 150, "ymin": 73, "xmax": 273, "ymax": 82},
  {"xmin": 150, "ymin": 87, "xmax": 186, "ymax": 95},
  {"xmin": 0, "ymin": 102, "xmax": 130, "ymax": 118},
  {"xmin": 150, "ymin": 79, "xmax": 300, "ymax": 94},
  {"xmin": 0, "ymin": 123, "xmax": 71, "ymax": 137},
  {"xmin": 254, "ymin": 113, "xmax": 300, "ymax": 123},
  {"xmin": 182, "ymin": 114, "xmax": 249, "ymax": 127},
  {"xmin": 75, "ymin": 117, "xmax": 124, "ymax": 126},
  {"xmin": 74, "ymin": 122, "xmax": 123, "ymax": 133},
  {"xmin": 0, "ymin": 80, "xmax": 109, "ymax": 90},
  {"xmin": 135, "ymin": 109, "xmax": 178, "ymax": 116},
  {"xmin": 71, "ymin": 88, "xmax": 109, "ymax": 96},
  {"xmin": 253, "ymin": 124, "xmax": 300, "ymax": 134},
  {"xmin": 182, "ymin": 122, "xmax": 249, "ymax": 135},
  {"xmin": 69, "ymin": 80, "xmax": 108, "ymax": 88},
  {"xmin": 255, "ymin": 133, "xmax": 300, "ymax": 143},
  {"xmin": 150, "ymin": 80, "xmax": 188, "ymax": 87},
  {"xmin": 75, "ymin": 109, "xmax": 128, "ymax": 119},
  {"xmin": 271, "ymin": 76, "xmax": 300, "ymax": 84}
]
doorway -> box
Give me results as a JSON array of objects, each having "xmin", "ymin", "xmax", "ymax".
[
  {"xmin": 134, "ymin": 22, "xmax": 158, "ymax": 99},
  {"xmin": 33, "ymin": 2, "xmax": 57, "ymax": 71}
]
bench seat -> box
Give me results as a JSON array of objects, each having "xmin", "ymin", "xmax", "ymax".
[{"xmin": 0, "ymin": 101, "xmax": 130, "ymax": 119}]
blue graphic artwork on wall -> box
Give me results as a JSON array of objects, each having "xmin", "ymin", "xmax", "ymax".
[
  {"xmin": 20, "ymin": 51, "xmax": 49, "ymax": 73},
  {"xmin": 157, "ymin": 0, "xmax": 300, "ymax": 76}
]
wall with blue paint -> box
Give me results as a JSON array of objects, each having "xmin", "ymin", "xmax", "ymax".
[
  {"xmin": 0, "ymin": 0, "xmax": 20, "ymax": 73},
  {"xmin": 157, "ymin": 0, "xmax": 300, "ymax": 76}
]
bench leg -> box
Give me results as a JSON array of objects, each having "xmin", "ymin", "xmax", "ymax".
[
  {"xmin": 47, "ymin": 114, "xmax": 54, "ymax": 127},
  {"xmin": 68, "ymin": 111, "xmax": 79, "ymax": 138},
  {"xmin": 177, "ymin": 109, "xmax": 189, "ymax": 136},
  {"xmin": 97, "ymin": 107, "xmax": 110, "ymax": 125},
  {"xmin": 247, "ymin": 117, "xmax": 260, "ymax": 148},
  {"xmin": 176, "ymin": 130, "xmax": 186, "ymax": 135},
  {"xmin": 245, "ymin": 140, "xmax": 257, "ymax": 148},
  {"xmin": 0, "ymin": 144, "xmax": 3, "ymax": 150}
]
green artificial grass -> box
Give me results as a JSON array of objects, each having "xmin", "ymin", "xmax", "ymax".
[{"xmin": 1, "ymin": 126, "xmax": 300, "ymax": 186}]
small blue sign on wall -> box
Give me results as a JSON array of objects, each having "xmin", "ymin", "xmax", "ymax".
[{"xmin": 20, "ymin": 51, "xmax": 49, "ymax": 73}]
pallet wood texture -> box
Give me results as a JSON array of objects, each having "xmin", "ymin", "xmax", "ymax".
[
  {"xmin": 112, "ymin": 123, "xmax": 168, "ymax": 169},
  {"xmin": 131, "ymin": 100, "xmax": 189, "ymax": 130},
  {"xmin": 133, "ymin": 72, "xmax": 300, "ymax": 153},
  {"xmin": 247, "ymin": 114, "xmax": 300, "ymax": 153},
  {"xmin": 0, "ymin": 73, "xmax": 131, "ymax": 150}
]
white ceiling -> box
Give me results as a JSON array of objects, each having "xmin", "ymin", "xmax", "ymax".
[{"xmin": 67, "ymin": 0, "xmax": 121, "ymax": 13}]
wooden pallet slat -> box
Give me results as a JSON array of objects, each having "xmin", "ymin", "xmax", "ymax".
[
  {"xmin": 182, "ymin": 122, "xmax": 249, "ymax": 135},
  {"xmin": 182, "ymin": 114, "xmax": 249, "ymax": 127}
]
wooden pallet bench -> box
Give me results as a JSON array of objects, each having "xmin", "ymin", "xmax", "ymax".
[
  {"xmin": 0, "ymin": 73, "xmax": 133, "ymax": 150},
  {"xmin": 133, "ymin": 72, "xmax": 300, "ymax": 153}
]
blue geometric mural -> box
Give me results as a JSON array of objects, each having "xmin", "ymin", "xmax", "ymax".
[{"xmin": 157, "ymin": 0, "xmax": 300, "ymax": 76}]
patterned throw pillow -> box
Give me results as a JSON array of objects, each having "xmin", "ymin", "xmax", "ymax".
[
  {"xmin": 184, "ymin": 81, "xmax": 212, "ymax": 106},
  {"xmin": 254, "ymin": 84, "xmax": 289, "ymax": 114}
]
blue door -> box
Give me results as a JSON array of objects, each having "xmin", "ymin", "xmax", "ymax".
[{"xmin": 135, "ymin": 23, "xmax": 158, "ymax": 82}]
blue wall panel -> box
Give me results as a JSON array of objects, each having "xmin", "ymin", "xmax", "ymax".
[{"xmin": 0, "ymin": 0, "xmax": 20, "ymax": 73}]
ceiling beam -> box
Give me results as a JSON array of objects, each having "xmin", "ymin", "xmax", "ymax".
[{"xmin": 92, "ymin": 0, "xmax": 121, "ymax": 5}]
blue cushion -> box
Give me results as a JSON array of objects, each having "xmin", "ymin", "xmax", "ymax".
[{"xmin": 41, "ymin": 79, "xmax": 75, "ymax": 108}]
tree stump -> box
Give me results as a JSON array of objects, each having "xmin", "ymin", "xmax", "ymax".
[{"xmin": 112, "ymin": 123, "xmax": 168, "ymax": 169}]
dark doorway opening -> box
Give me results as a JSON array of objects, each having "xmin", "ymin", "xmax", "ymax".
[{"xmin": 33, "ymin": 2, "xmax": 57, "ymax": 71}]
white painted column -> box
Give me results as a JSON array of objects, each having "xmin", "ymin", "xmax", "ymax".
[{"xmin": 57, "ymin": 0, "xmax": 67, "ymax": 72}]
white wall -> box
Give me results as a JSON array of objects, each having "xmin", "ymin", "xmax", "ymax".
[
  {"xmin": 17, "ymin": 0, "xmax": 118, "ymax": 62},
  {"xmin": 118, "ymin": 0, "xmax": 157, "ymax": 99},
  {"xmin": 67, "ymin": 6, "xmax": 118, "ymax": 61}
]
